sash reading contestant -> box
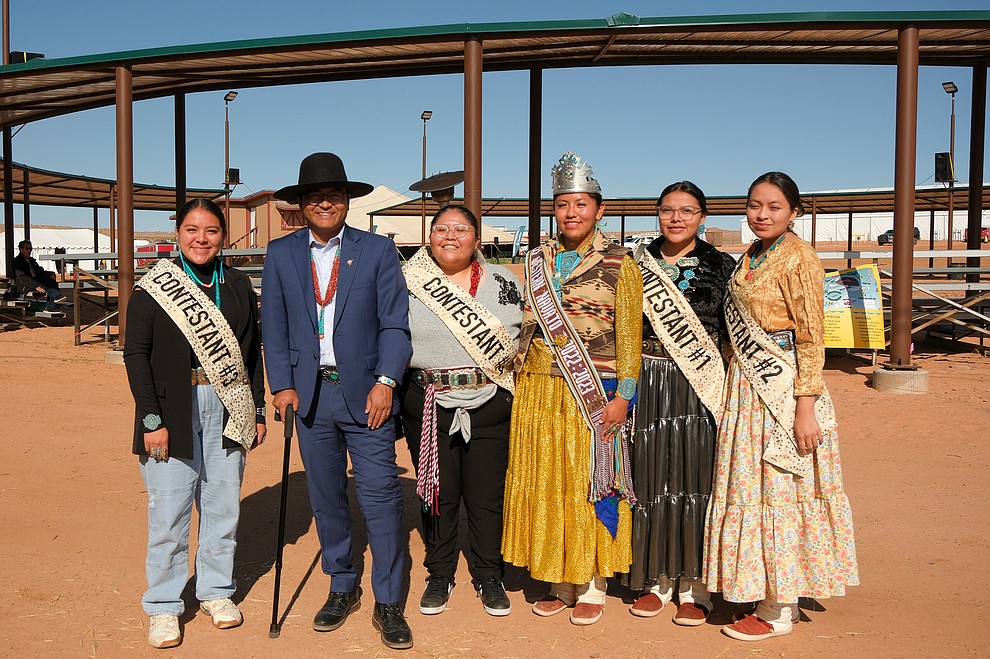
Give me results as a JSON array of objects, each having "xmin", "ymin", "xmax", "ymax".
[
  {"xmin": 261, "ymin": 153, "xmax": 413, "ymax": 650},
  {"xmin": 502, "ymin": 152, "xmax": 643, "ymax": 626},
  {"xmin": 626, "ymin": 181, "xmax": 736, "ymax": 626},
  {"xmin": 704, "ymin": 172, "xmax": 859, "ymax": 641},
  {"xmin": 124, "ymin": 198, "xmax": 267, "ymax": 649},
  {"xmin": 400, "ymin": 205, "xmax": 523, "ymax": 617}
]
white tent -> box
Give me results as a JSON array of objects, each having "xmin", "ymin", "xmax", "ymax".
[
  {"xmin": 740, "ymin": 209, "xmax": 990, "ymax": 244},
  {"xmin": 0, "ymin": 227, "xmax": 147, "ymax": 273}
]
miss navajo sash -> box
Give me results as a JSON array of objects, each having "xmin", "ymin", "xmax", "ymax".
[
  {"xmin": 527, "ymin": 246, "xmax": 633, "ymax": 504},
  {"xmin": 403, "ymin": 246, "xmax": 517, "ymax": 513},
  {"xmin": 638, "ymin": 250, "xmax": 725, "ymax": 424},
  {"xmin": 724, "ymin": 273, "xmax": 836, "ymax": 478},
  {"xmin": 139, "ymin": 259, "xmax": 256, "ymax": 451}
]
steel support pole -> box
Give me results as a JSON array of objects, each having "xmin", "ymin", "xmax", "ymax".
[
  {"xmin": 811, "ymin": 196, "xmax": 817, "ymax": 248},
  {"xmin": 528, "ymin": 66, "xmax": 542, "ymax": 251},
  {"xmin": 464, "ymin": 37, "xmax": 483, "ymax": 233},
  {"xmin": 966, "ymin": 64, "xmax": 987, "ymax": 283},
  {"xmin": 175, "ymin": 94, "xmax": 187, "ymax": 212},
  {"xmin": 93, "ymin": 207, "xmax": 99, "ymax": 253},
  {"xmin": 847, "ymin": 211, "xmax": 853, "ymax": 270},
  {"xmin": 889, "ymin": 26, "xmax": 919, "ymax": 368},
  {"xmin": 22, "ymin": 169, "xmax": 30, "ymax": 239},
  {"xmin": 947, "ymin": 90, "xmax": 956, "ymax": 263},
  {"xmin": 116, "ymin": 65, "xmax": 135, "ymax": 346},
  {"xmin": 2, "ymin": 129, "xmax": 13, "ymax": 279},
  {"xmin": 421, "ymin": 116, "xmax": 427, "ymax": 246},
  {"xmin": 1, "ymin": 0, "xmax": 11, "ymax": 277}
]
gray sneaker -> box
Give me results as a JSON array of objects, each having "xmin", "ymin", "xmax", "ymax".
[{"xmin": 147, "ymin": 614, "xmax": 181, "ymax": 649}]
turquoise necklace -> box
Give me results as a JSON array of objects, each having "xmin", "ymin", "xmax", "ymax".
[
  {"xmin": 179, "ymin": 252, "xmax": 224, "ymax": 308},
  {"xmin": 660, "ymin": 255, "xmax": 700, "ymax": 291},
  {"xmin": 746, "ymin": 234, "xmax": 787, "ymax": 280},
  {"xmin": 552, "ymin": 239, "xmax": 592, "ymax": 298}
]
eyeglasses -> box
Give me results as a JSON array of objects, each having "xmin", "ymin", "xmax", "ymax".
[
  {"xmin": 431, "ymin": 224, "xmax": 475, "ymax": 238},
  {"xmin": 303, "ymin": 191, "xmax": 347, "ymax": 206},
  {"xmin": 658, "ymin": 206, "xmax": 702, "ymax": 220}
]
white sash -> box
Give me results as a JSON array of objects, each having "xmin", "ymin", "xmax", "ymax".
[
  {"xmin": 724, "ymin": 278, "xmax": 836, "ymax": 478},
  {"xmin": 139, "ymin": 260, "xmax": 256, "ymax": 451},
  {"xmin": 638, "ymin": 250, "xmax": 725, "ymax": 423},
  {"xmin": 402, "ymin": 247, "xmax": 515, "ymax": 393}
]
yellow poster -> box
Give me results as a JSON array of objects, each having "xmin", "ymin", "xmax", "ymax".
[{"xmin": 823, "ymin": 264, "xmax": 886, "ymax": 349}]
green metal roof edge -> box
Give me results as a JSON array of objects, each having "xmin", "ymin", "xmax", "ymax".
[
  {"xmin": 3, "ymin": 10, "xmax": 988, "ymax": 74},
  {"xmin": 3, "ymin": 159, "xmax": 225, "ymax": 195}
]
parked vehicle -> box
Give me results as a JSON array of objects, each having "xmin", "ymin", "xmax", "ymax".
[
  {"xmin": 963, "ymin": 226, "xmax": 990, "ymax": 243},
  {"xmin": 877, "ymin": 228, "xmax": 919, "ymax": 246}
]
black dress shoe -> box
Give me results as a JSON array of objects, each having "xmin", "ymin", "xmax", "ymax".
[
  {"xmin": 313, "ymin": 587, "xmax": 361, "ymax": 632},
  {"xmin": 372, "ymin": 602, "xmax": 413, "ymax": 650}
]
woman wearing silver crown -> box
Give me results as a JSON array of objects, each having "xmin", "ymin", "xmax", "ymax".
[
  {"xmin": 502, "ymin": 152, "xmax": 642, "ymax": 626},
  {"xmin": 124, "ymin": 198, "xmax": 267, "ymax": 649},
  {"xmin": 399, "ymin": 204, "xmax": 523, "ymax": 618},
  {"xmin": 625, "ymin": 181, "xmax": 736, "ymax": 626},
  {"xmin": 703, "ymin": 172, "xmax": 858, "ymax": 641}
]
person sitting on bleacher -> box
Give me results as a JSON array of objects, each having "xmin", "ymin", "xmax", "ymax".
[{"xmin": 13, "ymin": 240, "xmax": 65, "ymax": 311}]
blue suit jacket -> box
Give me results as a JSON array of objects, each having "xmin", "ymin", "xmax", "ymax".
[{"xmin": 261, "ymin": 224, "xmax": 412, "ymax": 421}]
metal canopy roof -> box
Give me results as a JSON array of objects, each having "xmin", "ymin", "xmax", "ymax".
[
  {"xmin": 371, "ymin": 185, "xmax": 990, "ymax": 219},
  {"xmin": 2, "ymin": 11, "xmax": 989, "ymax": 128},
  {"xmin": 0, "ymin": 159, "xmax": 224, "ymax": 211}
]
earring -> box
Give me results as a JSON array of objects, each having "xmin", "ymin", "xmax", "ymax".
[{"xmin": 697, "ymin": 222, "xmax": 706, "ymax": 237}]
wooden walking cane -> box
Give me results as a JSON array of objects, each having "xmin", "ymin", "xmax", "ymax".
[{"xmin": 268, "ymin": 404, "xmax": 295, "ymax": 639}]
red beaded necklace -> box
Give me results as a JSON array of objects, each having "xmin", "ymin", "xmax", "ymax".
[
  {"xmin": 468, "ymin": 259, "xmax": 482, "ymax": 297},
  {"xmin": 310, "ymin": 241, "xmax": 341, "ymax": 338}
]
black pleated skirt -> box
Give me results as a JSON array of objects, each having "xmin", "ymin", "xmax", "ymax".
[{"xmin": 625, "ymin": 355, "xmax": 716, "ymax": 590}]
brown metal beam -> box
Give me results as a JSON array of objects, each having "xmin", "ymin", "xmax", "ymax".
[
  {"xmin": 889, "ymin": 26, "xmax": 919, "ymax": 369},
  {"xmin": 175, "ymin": 94, "xmax": 186, "ymax": 212},
  {"xmin": 464, "ymin": 36, "xmax": 483, "ymax": 229},
  {"xmin": 22, "ymin": 168, "xmax": 29, "ymax": 239},
  {"xmin": 966, "ymin": 63, "xmax": 987, "ymax": 283},
  {"xmin": 528, "ymin": 66, "xmax": 542, "ymax": 250},
  {"xmin": 116, "ymin": 65, "xmax": 134, "ymax": 346}
]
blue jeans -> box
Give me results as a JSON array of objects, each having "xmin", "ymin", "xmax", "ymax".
[{"xmin": 139, "ymin": 385, "xmax": 245, "ymax": 616}]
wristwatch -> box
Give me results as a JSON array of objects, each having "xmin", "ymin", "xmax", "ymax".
[
  {"xmin": 375, "ymin": 375, "xmax": 397, "ymax": 388},
  {"xmin": 143, "ymin": 413, "xmax": 163, "ymax": 431}
]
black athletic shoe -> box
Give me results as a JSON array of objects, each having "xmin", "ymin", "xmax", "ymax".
[
  {"xmin": 373, "ymin": 602, "xmax": 413, "ymax": 650},
  {"xmin": 477, "ymin": 576, "xmax": 511, "ymax": 616},
  {"xmin": 418, "ymin": 575, "xmax": 454, "ymax": 615},
  {"xmin": 313, "ymin": 587, "xmax": 361, "ymax": 632}
]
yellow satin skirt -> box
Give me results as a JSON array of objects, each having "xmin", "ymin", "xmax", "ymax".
[{"xmin": 501, "ymin": 340, "xmax": 632, "ymax": 585}]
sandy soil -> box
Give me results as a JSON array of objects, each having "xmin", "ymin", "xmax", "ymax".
[{"xmin": 1, "ymin": 326, "xmax": 988, "ymax": 658}]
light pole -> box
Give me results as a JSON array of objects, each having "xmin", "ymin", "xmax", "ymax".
[
  {"xmin": 224, "ymin": 90, "xmax": 238, "ymax": 247},
  {"xmin": 420, "ymin": 110, "xmax": 432, "ymax": 245},
  {"xmin": 942, "ymin": 81, "xmax": 957, "ymax": 257}
]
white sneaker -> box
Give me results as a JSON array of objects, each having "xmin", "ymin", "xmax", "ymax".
[
  {"xmin": 148, "ymin": 614, "xmax": 181, "ymax": 649},
  {"xmin": 200, "ymin": 597, "xmax": 243, "ymax": 629}
]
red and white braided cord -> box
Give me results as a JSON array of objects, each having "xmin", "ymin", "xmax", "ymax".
[{"xmin": 415, "ymin": 383, "xmax": 441, "ymax": 515}]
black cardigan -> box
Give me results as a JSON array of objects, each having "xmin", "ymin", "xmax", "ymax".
[
  {"xmin": 123, "ymin": 262, "xmax": 265, "ymax": 458},
  {"xmin": 644, "ymin": 237, "xmax": 738, "ymax": 345}
]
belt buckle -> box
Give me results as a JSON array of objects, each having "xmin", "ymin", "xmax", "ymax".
[
  {"xmin": 449, "ymin": 372, "xmax": 470, "ymax": 387},
  {"xmin": 321, "ymin": 367, "xmax": 340, "ymax": 384}
]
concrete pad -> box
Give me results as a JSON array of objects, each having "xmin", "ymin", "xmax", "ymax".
[{"xmin": 872, "ymin": 364, "xmax": 929, "ymax": 393}]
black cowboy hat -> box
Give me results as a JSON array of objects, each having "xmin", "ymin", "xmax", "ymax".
[{"xmin": 273, "ymin": 152, "xmax": 374, "ymax": 202}]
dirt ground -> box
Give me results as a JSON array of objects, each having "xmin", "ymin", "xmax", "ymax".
[{"xmin": 1, "ymin": 325, "xmax": 988, "ymax": 658}]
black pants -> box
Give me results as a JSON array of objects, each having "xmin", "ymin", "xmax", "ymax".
[{"xmin": 400, "ymin": 378, "xmax": 512, "ymax": 583}]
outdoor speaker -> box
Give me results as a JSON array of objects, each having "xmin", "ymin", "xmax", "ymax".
[
  {"xmin": 935, "ymin": 152, "xmax": 953, "ymax": 182},
  {"xmin": 226, "ymin": 168, "xmax": 241, "ymax": 185}
]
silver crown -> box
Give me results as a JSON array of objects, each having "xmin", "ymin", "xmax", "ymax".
[{"xmin": 551, "ymin": 151, "xmax": 601, "ymax": 197}]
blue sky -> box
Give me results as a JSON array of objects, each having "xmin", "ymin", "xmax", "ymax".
[{"xmin": 5, "ymin": 0, "xmax": 988, "ymax": 232}]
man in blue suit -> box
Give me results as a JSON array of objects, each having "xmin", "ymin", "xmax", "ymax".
[{"xmin": 262, "ymin": 152, "xmax": 413, "ymax": 650}]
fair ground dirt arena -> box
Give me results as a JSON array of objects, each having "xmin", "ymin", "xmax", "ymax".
[{"xmin": 1, "ymin": 325, "xmax": 988, "ymax": 658}]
